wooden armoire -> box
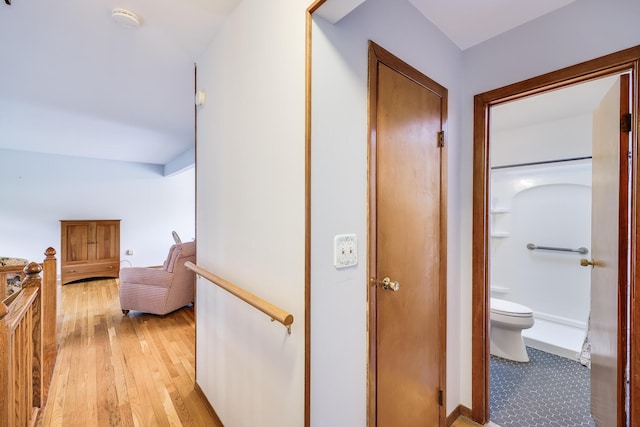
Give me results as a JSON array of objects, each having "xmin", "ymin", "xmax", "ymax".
[{"xmin": 60, "ymin": 220, "xmax": 120, "ymax": 285}]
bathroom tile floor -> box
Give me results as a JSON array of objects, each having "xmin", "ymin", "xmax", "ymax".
[{"xmin": 490, "ymin": 346, "xmax": 595, "ymax": 427}]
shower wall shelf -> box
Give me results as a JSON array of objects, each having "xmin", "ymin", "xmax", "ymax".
[
  {"xmin": 490, "ymin": 208, "xmax": 511, "ymax": 214},
  {"xmin": 491, "ymin": 232, "xmax": 510, "ymax": 238},
  {"xmin": 490, "ymin": 285, "xmax": 510, "ymax": 294},
  {"xmin": 490, "ymin": 208, "xmax": 511, "ymax": 238}
]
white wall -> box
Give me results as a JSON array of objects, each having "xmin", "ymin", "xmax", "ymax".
[
  {"xmin": 193, "ymin": 0, "xmax": 640, "ymax": 422},
  {"xmin": 0, "ymin": 149, "xmax": 195, "ymax": 269},
  {"xmin": 491, "ymin": 114, "xmax": 592, "ymax": 167},
  {"xmin": 311, "ymin": 0, "xmax": 463, "ymax": 422},
  {"xmin": 459, "ymin": 0, "xmax": 640, "ymax": 407},
  {"xmin": 194, "ymin": 0, "xmax": 307, "ymax": 426}
]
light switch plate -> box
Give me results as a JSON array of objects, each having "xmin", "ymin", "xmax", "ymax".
[{"xmin": 334, "ymin": 234, "xmax": 357, "ymax": 269}]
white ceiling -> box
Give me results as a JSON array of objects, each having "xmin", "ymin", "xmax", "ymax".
[
  {"xmin": 408, "ymin": 0, "xmax": 576, "ymax": 50},
  {"xmin": 0, "ymin": 0, "xmax": 240, "ymax": 165},
  {"xmin": 492, "ymin": 75, "xmax": 619, "ymax": 132},
  {"xmin": 0, "ymin": 0, "xmax": 579, "ymax": 165}
]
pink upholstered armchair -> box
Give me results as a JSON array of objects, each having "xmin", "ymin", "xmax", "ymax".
[{"xmin": 119, "ymin": 241, "xmax": 196, "ymax": 315}]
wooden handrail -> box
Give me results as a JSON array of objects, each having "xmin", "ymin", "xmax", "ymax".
[{"xmin": 185, "ymin": 261, "xmax": 294, "ymax": 334}]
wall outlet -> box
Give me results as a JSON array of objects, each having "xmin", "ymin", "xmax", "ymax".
[
  {"xmin": 334, "ymin": 234, "xmax": 357, "ymax": 269},
  {"xmin": 125, "ymin": 249, "xmax": 134, "ymax": 256}
]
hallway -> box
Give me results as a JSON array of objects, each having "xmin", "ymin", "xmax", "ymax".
[{"xmin": 41, "ymin": 279, "xmax": 221, "ymax": 426}]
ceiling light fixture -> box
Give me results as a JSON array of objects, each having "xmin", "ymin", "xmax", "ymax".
[{"xmin": 111, "ymin": 8, "xmax": 141, "ymax": 29}]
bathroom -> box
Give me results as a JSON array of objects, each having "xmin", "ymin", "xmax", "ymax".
[
  {"xmin": 487, "ymin": 74, "xmax": 624, "ymax": 426},
  {"xmin": 490, "ymin": 160, "xmax": 591, "ymax": 362}
]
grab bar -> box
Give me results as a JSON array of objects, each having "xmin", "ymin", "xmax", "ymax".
[{"xmin": 526, "ymin": 243, "xmax": 588, "ymax": 255}]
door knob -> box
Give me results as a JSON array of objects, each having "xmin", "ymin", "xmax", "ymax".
[
  {"xmin": 580, "ymin": 258, "xmax": 595, "ymax": 268},
  {"xmin": 381, "ymin": 277, "xmax": 400, "ymax": 291}
]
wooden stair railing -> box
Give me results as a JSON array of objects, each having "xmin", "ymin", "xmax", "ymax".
[
  {"xmin": 0, "ymin": 248, "xmax": 57, "ymax": 427},
  {"xmin": 1, "ymin": 263, "xmax": 43, "ymax": 427},
  {"xmin": 185, "ymin": 261, "xmax": 294, "ymax": 334}
]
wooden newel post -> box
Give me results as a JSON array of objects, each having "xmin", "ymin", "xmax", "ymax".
[
  {"xmin": 41, "ymin": 247, "xmax": 57, "ymax": 403},
  {"xmin": 22, "ymin": 262, "xmax": 44, "ymax": 409},
  {"xmin": 21, "ymin": 262, "xmax": 43, "ymax": 289},
  {"xmin": 0, "ymin": 300, "xmax": 7, "ymax": 427}
]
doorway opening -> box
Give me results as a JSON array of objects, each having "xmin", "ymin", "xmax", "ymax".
[
  {"xmin": 471, "ymin": 45, "xmax": 640, "ymax": 426},
  {"xmin": 487, "ymin": 73, "xmax": 630, "ymax": 427}
]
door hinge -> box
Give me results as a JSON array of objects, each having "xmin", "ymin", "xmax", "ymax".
[
  {"xmin": 438, "ymin": 389, "xmax": 444, "ymax": 406},
  {"xmin": 437, "ymin": 131, "xmax": 445, "ymax": 148},
  {"xmin": 621, "ymin": 113, "xmax": 632, "ymax": 133}
]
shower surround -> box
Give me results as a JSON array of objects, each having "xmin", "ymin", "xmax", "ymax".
[{"xmin": 490, "ymin": 160, "xmax": 592, "ymax": 360}]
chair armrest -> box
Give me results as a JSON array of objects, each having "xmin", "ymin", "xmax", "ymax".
[{"xmin": 120, "ymin": 267, "xmax": 173, "ymax": 288}]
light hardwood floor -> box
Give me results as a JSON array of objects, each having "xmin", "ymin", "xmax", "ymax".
[
  {"xmin": 41, "ymin": 279, "xmax": 221, "ymax": 427},
  {"xmin": 40, "ymin": 278, "xmax": 491, "ymax": 427}
]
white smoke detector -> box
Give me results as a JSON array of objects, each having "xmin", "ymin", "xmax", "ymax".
[{"xmin": 111, "ymin": 8, "xmax": 141, "ymax": 29}]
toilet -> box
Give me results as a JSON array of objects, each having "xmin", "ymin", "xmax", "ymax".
[{"xmin": 490, "ymin": 298, "xmax": 535, "ymax": 362}]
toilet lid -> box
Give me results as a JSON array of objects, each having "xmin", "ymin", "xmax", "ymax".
[{"xmin": 490, "ymin": 298, "xmax": 533, "ymax": 317}]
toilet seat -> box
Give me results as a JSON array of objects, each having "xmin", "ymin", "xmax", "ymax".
[{"xmin": 490, "ymin": 298, "xmax": 533, "ymax": 318}]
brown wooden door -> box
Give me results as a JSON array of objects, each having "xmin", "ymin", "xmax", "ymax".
[
  {"xmin": 589, "ymin": 74, "xmax": 629, "ymax": 426},
  {"xmin": 369, "ymin": 43, "xmax": 447, "ymax": 426}
]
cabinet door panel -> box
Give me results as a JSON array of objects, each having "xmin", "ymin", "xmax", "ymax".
[
  {"xmin": 95, "ymin": 222, "xmax": 120, "ymax": 263},
  {"xmin": 63, "ymin": 224, "xmax": 90, "ymax": 264}
]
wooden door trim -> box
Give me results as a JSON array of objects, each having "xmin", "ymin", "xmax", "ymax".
[
  {"xmin": 618, "ymin": 73, "xmax": 631, "ymax": 426},
  {"xmin": 368, "ymin": 41, "xmax": 448, "ymax": 426},
  {"xmin": 305, "ymin": 3, "xmax": 328, "ymax": 426},
  {"xmin": 472, "ymin": 45, "xmax": 640, "ymax": 424}
]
